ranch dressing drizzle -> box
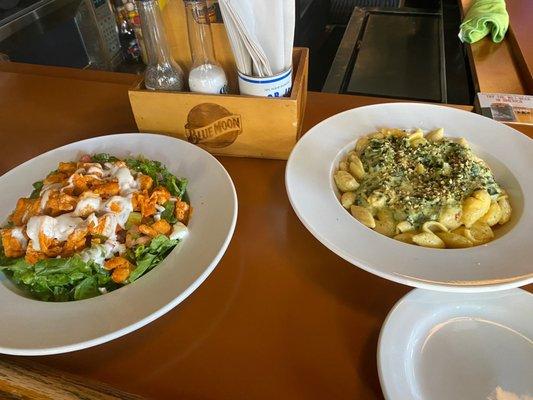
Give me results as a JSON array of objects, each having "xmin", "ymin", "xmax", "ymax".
[
  {"xmin": 11, "ymin": 227, "xmax": 28, "ymax": 249},
  {"xmin": 102, "ymin": 195, "xmax": 133, "ymax": 228},
  {"xmin": 73, "ymin": 194, "xmax": 101, "ymax": 217},
  {"xmin": 26, "ymin": 214, "xmax": 83, "ymax": 251},
  {"xmin": 27, "ymin": 161, "xmax": 145, "ymax": 257},
  {"xmin": 38, "ymin": 183, "xmax": 62, "ymax": 211},
  {"xmin": 80, "ymin": 238, "xmax": 125, "ymax": 266}
]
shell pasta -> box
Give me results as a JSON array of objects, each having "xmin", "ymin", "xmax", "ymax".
[{"xmin": 334, "ymin": 128, "xmax": 512, "ymax": 249}]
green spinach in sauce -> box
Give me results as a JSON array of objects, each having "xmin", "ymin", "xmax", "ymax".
[{"xmin": 354, "ymin": 136, "xmax": 502, "ymax": 228}]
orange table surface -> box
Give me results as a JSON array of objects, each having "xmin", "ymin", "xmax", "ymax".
[{"xmin": 0, "ymin": 65, "xmax": 531, "ymax": 399}]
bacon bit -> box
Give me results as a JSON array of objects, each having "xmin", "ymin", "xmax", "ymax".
[{"xmin": 79, "ymin": 154, "xmax": 92, "ymax": 163}]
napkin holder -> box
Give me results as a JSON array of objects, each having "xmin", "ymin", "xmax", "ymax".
[{"xmin": 128, "ymin": 47, "xmax": 308, "ymax": 160}]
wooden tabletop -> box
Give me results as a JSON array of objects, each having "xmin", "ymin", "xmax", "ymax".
[{"xmin": 0, "ymin": 64, "xmax": 531, "ymax": 399}]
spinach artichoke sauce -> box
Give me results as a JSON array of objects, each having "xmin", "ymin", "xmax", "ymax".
[{"xmin": 334, "ymin": 128, "xmax": 512, "ymax": 249}]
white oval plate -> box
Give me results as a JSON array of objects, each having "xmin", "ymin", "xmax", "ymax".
[
  {"xmin": 0, "ymin": 134, "xmax": 237, "ymax": 355},
  {"xmin": 378, "ymin": 289, "xmax": 533, "ymax": 400},
  {"xmin": 285, "ymin": 103, "xmax": 533, "ymax": 292}
]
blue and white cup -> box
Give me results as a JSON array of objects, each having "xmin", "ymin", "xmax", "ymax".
[{"xmin": 238, "ymin": 67, "xmax": 292, "ymax": 98}]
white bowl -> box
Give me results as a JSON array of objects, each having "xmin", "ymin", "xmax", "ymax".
[
  {"xmin": 286, "ymin": 103, "xmax": 533, "ymax": 292},
  {"xmin": 0, "ymin": 134, "xmax": 237, "ymax": 355},
  {"xmin": 378, "ymin": 289, "xmax": 533, "ymax": 400}
]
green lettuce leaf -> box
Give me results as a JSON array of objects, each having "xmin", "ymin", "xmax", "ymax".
[
  {"xmin": 30, "ymin": 181, "xmax": 43, "ymax": 199},
  {"xmin": 0, "ymin": 247, "xmax": 113, "ymax": 302},
  {"xmin": 160, "ymin": 201, "xmax": 177, "ymax": 224},
  {"xmin": 0, "ymin": 228, "xmax": 177, "ymax": 301},
  {"xmin": 0, "ymin": 241, "xmax": 21, "ymax": 267},
  {"xmin": 129, "ymin": 235, "xmax": 178, "ymax": 282},
  {"xmin": 91, "ymin": 153, "xmax": 118, "ymax": 164},
  {"xmin": 125, "ymin": 157, "xmax": 188, "ymax": 198},
  {"xmin": 74, "ymin": 276, "xmax": 100, "ymax": 300}
]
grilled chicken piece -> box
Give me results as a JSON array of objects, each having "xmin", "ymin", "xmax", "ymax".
[
  {"xmin": 43, "ymin": 190, "xmax": 78, "ymax": 216},
  {"xmin": 57, "ymin": 162, "xmax": 78, "ymax": 174},
  {"xmin": 25, "ymin": 241, "xmax": 47, "ymax": 264},
  {"xmin": 175, "ymin": 201, "xmax": 190, "ymax": 224},
  {"xmin": 10, "ymin": 198, "xmax": 40, "ymax": 226},
  {"xmin": 43, "ymin": 172, "xmax": 68, "ymax": 185},
  {"xmin": 0, "ymin": 228, "xmax": 27, "ymax": 258},
  {"xmin": 137, "ymin": 174, "xmax": 153, "ymax": 191},
  {"xmin": 151, "ymin": 219, "xmax": 171, "ymax": 235},
  {"xmin": 62, "ymin": 227, "xmax": 88, "ymax": 256},
  {"xmin": 104, "ymin": 256, "xmax": 134, "ymax": 284},
  {"xmin": 92, "ymin": 181, "xmax": 120, "ymax": 198}
]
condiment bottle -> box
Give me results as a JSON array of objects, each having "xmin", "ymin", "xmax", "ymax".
[
  {"xmin": 184, "ymin": 0, "xmax": 228, "ymax": 94},
  {"xmin": 125, "ymin": 1, "xmax": 148, "ymax": 64},
  {"xmin": 136, "ymin": 0, "xmax": 185, "ymax": 91}
]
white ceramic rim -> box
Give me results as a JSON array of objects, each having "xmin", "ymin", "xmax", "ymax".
[
  {"xmin": 376, "ymin": 288, "xmax": 533, "ymax": 400},
  {"xmin": 0, "ymin": 133, "xmax": 238, "ymax": 355},
  {"xmin": 285, "ymin": 103, "xmax": 533, "ymax": 292}
]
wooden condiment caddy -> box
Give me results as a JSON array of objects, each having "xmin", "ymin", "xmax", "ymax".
[{"xmin": 128, "ymin": 1, "xmax": 309, "ymax": 160}]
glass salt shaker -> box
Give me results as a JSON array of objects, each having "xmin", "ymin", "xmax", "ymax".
[
  {"xmin": 136, "ymin": 0, "xmax": 185, "ymax": 91},
  {"xmin": 184, "ymin": 0, "xmax": 228, "ymax": 94}
]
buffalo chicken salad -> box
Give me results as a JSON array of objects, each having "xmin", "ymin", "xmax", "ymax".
[{"xmin": 0, "ymin": 153, "xmax": 191, "ymax": 301}]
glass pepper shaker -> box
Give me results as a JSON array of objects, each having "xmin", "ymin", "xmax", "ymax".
[
  {"xmin": 136, "ymin": 0, "xmax": 185, "ymax": 91},
  {"xmin": 184, "ymin": 0, "xmax": 228, "ymax": 94}
]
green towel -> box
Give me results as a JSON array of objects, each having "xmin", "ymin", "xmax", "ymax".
[{"xmin": 459, "ymin": 0, "xmax": 509, "ymax": 44}]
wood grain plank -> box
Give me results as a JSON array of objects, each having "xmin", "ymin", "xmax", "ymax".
[{"xmin": 0, "ymin": 358, "xmax": 144, "ymax": 400}]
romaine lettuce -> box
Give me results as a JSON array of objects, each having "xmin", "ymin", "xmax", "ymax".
[
  {"xmin": 0, "ymin": 245, "xmax": 114, "ymax": 302},
  {"xmin": 128, "ymin": 235, "xmax": 178, "ymax": 282},
  {"xmin": 125, "ymin": 157, "xmax": 188, "ymax": 198}
]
